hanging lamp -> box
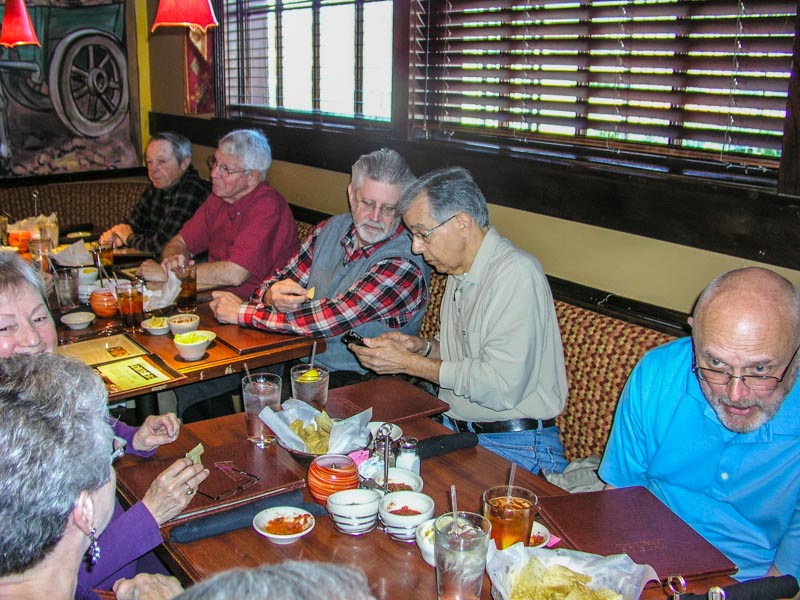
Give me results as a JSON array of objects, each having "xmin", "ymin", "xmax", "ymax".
[
  {"xmin": 151, "ymin": 0, "xmax": 218, "ymax": 34},
  {"xmin": 0, "ymin": 0, "xmax": 40, "ymax": 48}
]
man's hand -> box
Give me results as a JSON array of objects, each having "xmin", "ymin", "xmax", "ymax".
[
  {"xmin": 161, "ymin": 254, "xmax": 190, "ymax": 273},
  {"xmin": 264, "ymin": 279, "xmax": 312, "ymax": 312},
  {"xmin": 132, "ymin": 414, "xmax": 180, "ymax": 452},
  {"xmin": 137, "ymin": 259, "xmax": 169, "ymax": 283},
  {"xmin": 113, "ymin": 573, "xmax": 183, "ymax": 600},
  {"xmin": 100, "ymin": 224, "xmax": 133, "ymax": 248},
  {"xmin": 210, "ymin": 291, "xmax": 245, "ymax": 324},
  {"xmin": 350, "ymin": 333, "xmax": 420, "ymax": 374},
  {"xmin": 141, "ymin": 458, "xmax": 209, "ymax": 525}
]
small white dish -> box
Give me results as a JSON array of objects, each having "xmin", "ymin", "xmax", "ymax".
[
  {"xmin": 252, "ymin": 506, "xmax": 315, "ymax": 545},
  {"xmin": 529, "ymin": 521, "xmax": 551, "ymax": 548},
  {"xmin": 374, "ymin": 467, "xmax": 423, "ymax": 494},
  {"xmin": 168, "ymin": 313, "xmax": 200, "ymax": 335},
  {"xmin": 66, "ymin": 231, "xmax": 92, "ymax": 240},
  {"xmin": 415, "ymin": 517, "xmax": 436, "ymax": 566},
  {"xmin": 77, "ymin": 267, "xmax": 99, "ymax": 285},
  {"xmin": 379, "ymin": 491, "xmax": 434, "ymax": 542},
  {"xmin": 61, "ymin": 312, "xmax": 96, "ymax": 330},
  {"xmin": 368, "ymin": 421, "xmax": 403, "ymax": 443},
  {"xmin": 142, "ymin": 317, "xmax": 170, "ymax": 336},
  {"xmin": 173, "ymin": 330, "xmax": 216, "ymax": 361},
  {"xmin": 327, "ymin": 489, "xmax": 381, "ymax": 536}
]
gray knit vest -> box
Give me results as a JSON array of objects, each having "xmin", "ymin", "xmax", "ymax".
[{"xmin": 306, "ymin": 214, "xmax": 430, "ymax": 373}]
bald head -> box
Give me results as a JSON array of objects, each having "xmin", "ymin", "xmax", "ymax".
[{"xmin": 693, "ymin": 268, "xmax": 800, "ymax": 346}]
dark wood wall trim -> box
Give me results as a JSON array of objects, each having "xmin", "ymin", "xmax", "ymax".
[{"xmin": 151, "ymin": 112, "xmax": 800, "ymax": 272}]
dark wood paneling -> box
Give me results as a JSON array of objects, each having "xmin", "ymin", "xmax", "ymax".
[{"xmin": 151, "ymin": 112, "xmax": 800, "ymax": 272}]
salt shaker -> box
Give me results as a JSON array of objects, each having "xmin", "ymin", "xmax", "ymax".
[{"xmin": 395, "ymin": 436, "xmax": 420, "ymax": 474}]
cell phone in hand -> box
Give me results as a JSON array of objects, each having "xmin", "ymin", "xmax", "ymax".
[{"xmin": 341, "ymin": 331, "xmax": 366, "ymax": 346}]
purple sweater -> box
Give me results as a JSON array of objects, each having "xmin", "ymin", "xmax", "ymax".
[{"xmin": 76, "ymin": 422, "xmax": 164, "ymax": 590}]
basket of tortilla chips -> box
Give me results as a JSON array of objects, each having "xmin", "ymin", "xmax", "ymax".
[
  {"xmin": 259, "ymin": 399, "xmax": 372, "ymax": 464},
  {"xmin": 487, "ymin": 545, "xmax": 658, "ymax": 600}
]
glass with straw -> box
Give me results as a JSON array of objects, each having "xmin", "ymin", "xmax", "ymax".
[
  {"xmin": 242, "ymin": 363, "xmax": 280, "ymax": 448},
  {"xmin": 482, "ymin": 464, "xmax": 538, "ymax": 549},
  {"xmin": 290, "ymin": 341, "xmax": 330, "ymax": 409},
  {"xmin": 434, "ymin": 485, "xmax": 491, "ymax": 600}
]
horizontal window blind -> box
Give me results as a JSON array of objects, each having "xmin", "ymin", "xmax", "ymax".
[
  {"xmin": 220, "ymin": 0, "xmax": 392, "ymax": 121},
  {"xmin": 410, "ymin": 0, "xmax": 796, "ymax": 164}
]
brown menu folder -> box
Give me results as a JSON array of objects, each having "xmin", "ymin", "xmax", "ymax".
[
  {"xmin": 537, "ymin": 486, "xmax": 737, "ymax": 583},
  {"xmin": 212, "ymin": 324, "xmax": 304, "ymax": 355},
  {"xmin": 326, "ymin": 376, "xmax": 449, "ymax": 423},
  {"xmin": 115, "ymin": 440, "xmax": 305, "ymax": 527}
]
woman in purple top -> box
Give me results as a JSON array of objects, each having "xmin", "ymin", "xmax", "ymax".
[{"xmin": 0, "ymin": 253, "xmax": 208, "ymax": 590}]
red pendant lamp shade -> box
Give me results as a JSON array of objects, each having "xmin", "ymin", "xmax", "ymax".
[
  {"xmin": 152, "ymin": 0, "xmax": 218, "ymax": 33},
  {"xmin": 0, "ymin": 0, "xmax": 40, "ymax": 48}
]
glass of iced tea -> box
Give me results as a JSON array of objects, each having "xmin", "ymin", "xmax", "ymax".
[
  {"xmin": 482, "ymin": 485, "xmax": 537, "ymax": 549},
  {"xmin": 172, "ymin": 264, "xmax": 197, "ymax": 312},
  {"xmin": 116, "ymin": 280, "xmax": 144, "ymax": 331}
]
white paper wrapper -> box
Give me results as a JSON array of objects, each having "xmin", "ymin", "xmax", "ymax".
[
  {"xmin": 487, "ymin": 545, "xmax": 658, "ymax": 600},
  {"xmin": 259, "ymin": 399, "xmax": 372, "ymax": 454},
  {"xmin": 52, "ymin": 240, "xmax": 93, "ymax": 266}
]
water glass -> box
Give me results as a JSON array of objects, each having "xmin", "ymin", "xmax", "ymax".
[
  {"xmin": 482, "ymin": 485, "xmax": 537, "ymax": 549},
  {"xmin": 53, "ymin": 268, "xmax": 79, "ymax": 312},
  {"xmin": 172, "ymin": 264, "xmax": 197, "ymax": 312},
  {"xmin": 434, "ymin": 511, "xmax": 491, "ymax": 600},
  {"xmin": 28, "ymin": 239, "xmax": 50, "ymax": 273},
  {"xmin": 116, "ymin": 280, "xmax": 144, "ymax": 330},
  {"xmin": 290, "ymin": 364, "xmax": 330, "ymax": 409},
  {"xmin": 242, "ymin": 372, "xmax": 281, "ymax": 447}
]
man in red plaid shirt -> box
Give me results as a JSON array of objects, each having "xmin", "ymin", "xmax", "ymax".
[{"xmin": 210, "ymin": 148, "xmax": 430, "ymax": 386}]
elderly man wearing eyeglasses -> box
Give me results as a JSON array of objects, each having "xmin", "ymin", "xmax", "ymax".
[
  {"xmin": 210, "ymin": 148, "xmax": 429, "ymax": 385},
  {"xmin": 599, "ymin": 267, "xmax": 800, "ymax": 582},
  {"xmin": 138, "ymin": 129, "xmax": 298, "ymax": 298},
  {"xmin": 349, "ymin": 166, "xmax": 569, "ymax": 476}
]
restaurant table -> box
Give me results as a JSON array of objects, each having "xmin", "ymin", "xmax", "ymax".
[
  {"xmin": 57, "ymin": 303, "xmax": 323, "ymax": 404},
  {"xmin": 115, "ymin": 387, "xmax": 735, "ymax": 598}
]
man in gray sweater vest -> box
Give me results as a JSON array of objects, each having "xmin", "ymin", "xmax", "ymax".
[{"xmin": 210, "ymin": 148, "xmax": 430, "ymax": 386}]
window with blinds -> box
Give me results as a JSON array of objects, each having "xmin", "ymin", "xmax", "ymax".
[
  {"xmin": 409, "ymin": 0, "xmax": 796, "ymax": 166},
  {"xmin": 220, "ymin": 0, "xmax": 393, "ymax": 121}
]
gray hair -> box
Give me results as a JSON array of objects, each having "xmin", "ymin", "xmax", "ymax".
[
  {"xmin": 399, "ymin": 166, "xmax": 490, "ymax": 228},
  {"xmin": 351, "ymin": 148, "xmax": 415, "ymax": 192},
  {"xmin": 217, "ymin": 129, "xmax": 272, "ymax": 181},
  {"xmin": 0, "ymin": 252, "xmax": 47, "ymax": 303},
  {"xmin": 149, "ymin": 131, "xmax": 192, "ymax": 164},
  {"xmin": 175, "ymin": 561, "xmax": 377, "ymax": 600},
  {"xmin": 0, "ymin": 354, "xmax": 113, "ymax": 576}
]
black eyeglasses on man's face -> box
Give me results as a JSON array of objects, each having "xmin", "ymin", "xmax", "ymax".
[{"xmin": 692, "ymin": 343, "xmax": 800, "ymax": 392}]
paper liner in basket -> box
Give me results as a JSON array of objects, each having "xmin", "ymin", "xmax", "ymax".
[
  {"xmin": 487, "ymin": 545, "xmax": 658, "ymax": 600},
  {"xmin": 259, "ymin": 399, "xmax": 372, "ymax": 454}
]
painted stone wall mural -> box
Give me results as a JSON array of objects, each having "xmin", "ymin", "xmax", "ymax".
[{"xmin": 0, "ymin": 0, "xmax": 138, "ymax": 177}]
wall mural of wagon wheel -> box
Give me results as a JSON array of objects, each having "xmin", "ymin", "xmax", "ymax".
[{"xmin": 0, "ymin": 0, "xmax": 139, "ymax": 178}]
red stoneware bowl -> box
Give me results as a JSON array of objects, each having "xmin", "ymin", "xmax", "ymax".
[{"xmin": 307, "ymin": 454, "xmax": 359, "ymax": 505}]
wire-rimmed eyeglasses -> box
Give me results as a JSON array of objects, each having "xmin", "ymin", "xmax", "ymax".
[
  {"xmin": 692, "ymin": 343, "xmax": 800, "ymax": 392},
  {"xmin": 407, "ymin": 214, "xmax": 458, "ymax": 244},
  {"xmin": 197, "ymin": 468, "xmax": 260, "ymax": 501},
  {"xmin": 356, "ymin": 198, "xmax": 398, "ymax": 218},
  {"xmin": 207, "ymin": 155, "xmax": 250, "ymax": 178}
]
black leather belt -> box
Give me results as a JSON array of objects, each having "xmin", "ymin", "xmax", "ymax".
[{"xmin": 446, "ymin": 416, "xmax": 556, "ymax": 434}]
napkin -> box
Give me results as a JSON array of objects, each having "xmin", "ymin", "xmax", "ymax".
[
  {"xmin": 52, "ymin": 240, "xmax": 93, "ymax": 266},
  {"xmin": 142, "ymin": 270, "xmax": 181, "ymax": 311},
  {"xmin": 259, "ymin": 399, "xmax": 372, "ymax": 454},
  {"xmin": 674, "ymin": 575, "xmax": 799, "ymax": 600},
  {"xmin": 487, "ymin": 545, "xmax": 658, "ymax": 600},
  {"xmin": 169, "ymin": 488, "xmax": 326, "ymax": 543}
]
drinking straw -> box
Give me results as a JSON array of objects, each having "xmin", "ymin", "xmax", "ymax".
[
  {"xmin": 244, "ymin": 362, "xmax": 252, "ymax": 380},
  {"xmin": 309, "ymin": 340, "xmax": 318, "ymax": 369},
  {"xmin": 508, "ymin": 463, "xmax": 517, "ymax": 488},
  {"xmin": 450, "ymin": 484, "xmax": 460, "ymax": 532}
]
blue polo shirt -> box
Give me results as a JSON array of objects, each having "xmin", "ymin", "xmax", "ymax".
[{"xmin": 599, "ymin": 337, "xmax": 800, "ymax": 580}]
